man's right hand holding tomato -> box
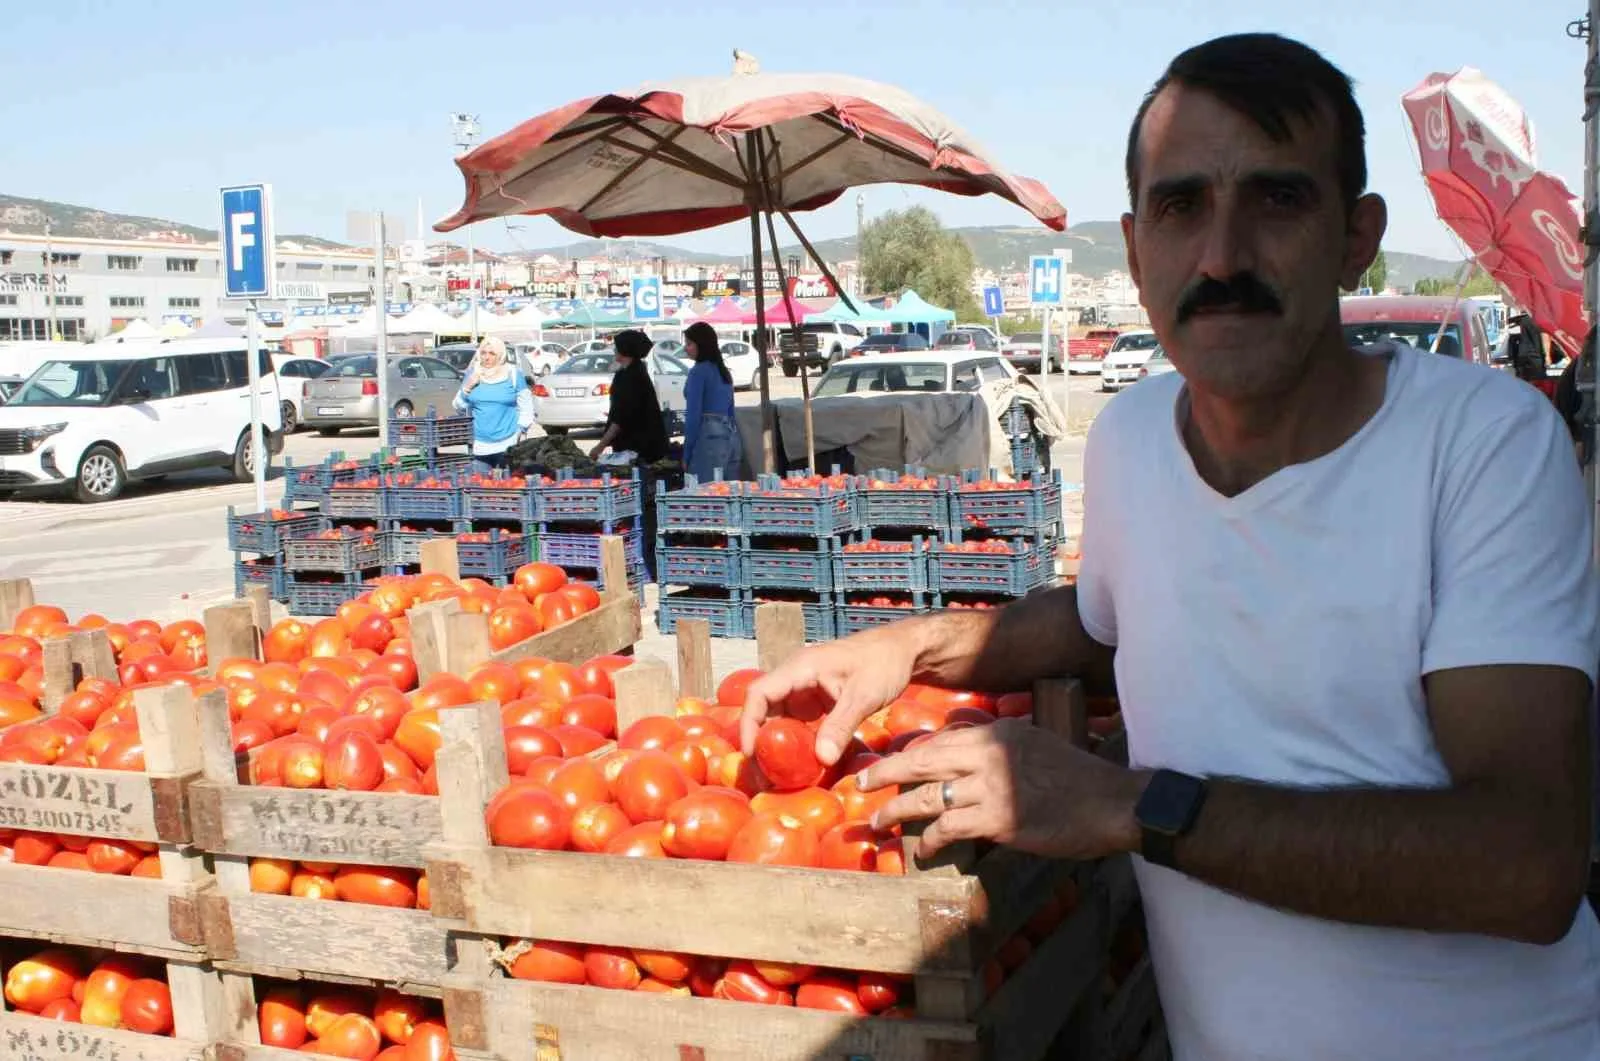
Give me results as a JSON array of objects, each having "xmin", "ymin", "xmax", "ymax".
[{"xmin": 739, "ymin": 589, "xmax": 1141, "ymax": 865}]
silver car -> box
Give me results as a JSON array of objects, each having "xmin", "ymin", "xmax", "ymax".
[
  {"xmin": 1137, "ymin": 346, "xmax": 1178, "ymax": 382},
  {"xmin": 302, "ymin": 354, "xmax": 463, "ymax": 436},
  {"xmin": 533, "ymin": 351, "xmax": 690, "ymax": 434}
]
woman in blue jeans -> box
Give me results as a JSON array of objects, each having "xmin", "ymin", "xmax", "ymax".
[
  {"xmin": 452, "ymin": 336, "xmax": 533, "ymax": 474},
  {"xmin": 682, "ymin": 322, "xmax": 742, "ymax": 482}
]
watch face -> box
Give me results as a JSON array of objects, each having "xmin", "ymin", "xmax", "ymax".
[{"xmin": 1137, "ymin": 770, "xmax": 1205, "ymax": 836}]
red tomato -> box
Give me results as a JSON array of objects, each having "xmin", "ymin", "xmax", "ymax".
[
  {"xmin": 413, "ymin": 674, "xmax": 472, "ymax": 712},
  {"xmin": 524, "ymin": 756, "xmax": 565, "ymax": 787},
  {"xmin": 362, "ymin": 654, "xmax": 418, "ymax": 693},
  {"xmin": 535, "ymin": 594, "xmax": 578, "ymax": 630},
  {"xmin": 559, "ymin": 694, "xmax": 617, "ymax": 738},
  {"xmin": 502, "ymin": 726, "xmax": 564, "ymax": 775},
  {"xmin": 334, "ymin": 865, "xmax": 420, "ymax": 908},
  {"xmin": 534, "ymin": 662, "xmax": 581, "ymax": 703},
  {"xmin": 632, "ymin": 949, "xmax": 693, "ymax": 984},
  {"xmin": 231, "ymin": 718, "xmax": 276, "ymax": 754},
  {"xmin": 856, "ymin": 971, "xmax": 904, "ymax": 1013},
  {"xmin": 752, "ymin": 788, "xmax": 844, "ymax": 837},
  {"xmin": 995, "ymin": 691, "xmax": 1033, "ymax": 719},
  {"xmin": 796, "ymin": 973, "xmax": 868, "ymax": 1015},
  {"xmin": 320, "ymin": 1012, "xmax": 383, "ymax": 1059},
  {"xmin": 816, "ymin": 822, "xmax": 878, "ymax": 871},
  {"xmin": 350, "ymin": 684, "xmax": 411, "ymax": 739},
  {"xmin": 85, "ymin": 838, "xmax": 143, "ymax": 875},
  {"xmin": 715, "ymin": 668, "xmax": 763, "ymax": 708},
  {"xmin": 280, "ymin": 740, "xmax": 326, "ymax": 789},
  {"xmin": 603, "ymin": 821, "xmax": 667, "ymax": 859},
  {"xmin": 501, "ymin": 697, "xmax": 562, "ymax": 730},
  {"xmin": 120, "ymin": 978, "xmax": 174, "ymax": 1034},
  {"xmin": 547, "ymin": 759, "xmax": 610, "ymax": 813},
  {"xmin": 885, "ymin": 697, "xmax": 947, "ymax": 737},
  {"xmin": 348, "ymin": 613, "xmax": 395, "ymax": 653},
  {"xmin": 259, "ymin": 987, "xmax": 309, "ymax": 1049},
  {"xmin": 583, "ymin": 946, "xmax": 642, "ymax": 990},
  {"xmin": 56, "ymin": 690, "xmax": 109, "ymax": 729},
  {"xmin": 487, "ymin": 787, "xmax": 570, "ymax": 850},
  {"xmin": 377, "ymin": 742, "xmax": 421, "ymax": 782},
  {"xmin": 296, "ymin": 704, "xmax": 343, "ymax": 745},
  {"xmin": 874, "ymin": 835, "xmax": 907, "ymax": 876},
  {"xmin": 372, "ymin": 990, "xmax": 425, "ymax": 1046},
  {"xmin": 305, "ymin": 992, "xmax": 367, "ymax": 1039},
  {"xmin": 557, "ymin": 583, "xmax": 601, "ymax": 614},
  {"xmin": 506, "ymin": 940, "xmax": 586, "ymax": 984},
  {"xmin": 577, "ymin": 655, "xmax": 631, "ymax": 698},
  {"xmin": 487, "ymin": 606, "xmax": 541, "ymax": 651},
  {"xmin": 748, "ymin": 960, "xmax": 814, "ymax": 987},
  {"xmin": 618, "ymin": 716, "xmax": 685, "ymax": 752},
  {"xmin": 38, "ymin": 997, "xmax": 80, "ymax": 1021},
  {"xmin": 714, "ymin": 961, "xmax": 793, "ymax": 1006},
  {"xmin": 661, "ymin": 741, "xmax": 707, "ymax": 785},
  {"xmin": 943, "ymin": 706, "xmax": 997, "ymax": 729},
  {"xmin": 613, "ymin": 750, "xmax": 691, "ymax": 824},
  {"xmin": 401, "ymin": 1020, "xmax": 454, "ymax": 1061},
  {"xmin": 392, "ymin": 708, "xmax": 442, "ymax": 770},
  {"xmin": 726, "ymin": 812, "xmax": 819, "ymax": 867},
  {"xmin": 569, "ymin": 801, "xmax": 630, "ymax": 853},
  {"xmin": 3, "ymin": 948, "xmax": 83, "ymax": 1012},
  {"xmin": 753, "ymin": 718, "xmax": 824, "ymax": 791},
  {"xmin": 832, "ymin": 762, "xmax": 895, "ymax": 824},
  {"xmin": 660, "ymin": 788, "xmax": 753, "ymax": 861},
  {"xmin": 548, "ymin": 724, "xmax": 607, "ymax": 758},
  {"xmin": 513, "ymin": 562, "xmax": 567, "ymax": 600}
]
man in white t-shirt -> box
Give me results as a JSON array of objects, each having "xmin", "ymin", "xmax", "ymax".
[{"xmin": 741, "ymin": 32, "xmax": 1600, "ymax": 1061}]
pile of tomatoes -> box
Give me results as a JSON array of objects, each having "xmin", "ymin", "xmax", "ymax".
[
  {"xmin": 861, "ymin": 473, "xmax": 941, "ymax": 491},
  {"xmin": 458, "ymin": 472, "xmax": 549, "ymax": 491},
  {"xmin": 384, "ymin": 474, "xmax": 454, "ymax": 490},
  {"xmin": 247, "ymin": 858, "xmax": 432, "ymax": 910},
  {"xmin": 256, "ymin": 979, "xmax": 452, "ymax": 1058},
  {"xmin": 501, "ymin": 938, "xmax": 913, "ymax": 1015},
  {"xmin": 333, "ymin": 478, "xmax": 383, "ymax": 491},
  {"xmin": 307, "ymin": 526, "xmax": 381, "ymax": 544},
  {"xmin": 841, "ymin": 540, "xmax": 924, "ymax": 554},
  {"xmin": 844, "ymin": 595, "xmax": 919, "ymax": 609},
  {"xmin": 0, "ymin": 831, "xmax": 163, "ymax": 876},
  {"xmin": 938, "ymin": 539, "xmax": 1016, "ymax": 555},
  {"xmin": 3, "ymin": 946, "xmax": 174, "ymax": 1035}
]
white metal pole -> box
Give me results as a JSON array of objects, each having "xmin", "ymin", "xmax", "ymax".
[
  {"xmin": 1584, "ymin": 0, "xmax": 1600, "ymax": 567},
  {"xmin": 245, "ymin": 299, "xmax": 266, "ymax": 511},
  {"xmin": 376, "ymin": 212, "xmax": 390, "ymax": 448},
  {"xmin": 467, "ymin": 226, "xmax": 479, "ymax": 342}
]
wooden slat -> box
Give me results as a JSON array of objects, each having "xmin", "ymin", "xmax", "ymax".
[
  {"xmin": 489, "ymin": 593, "xmax": 642, "ymax": 666},
  {"xmin": 187, "ymin": 782, "xmax": 442, "ymax": 868},
  {"xmin": 406, "ymin": 598, "xmax": 460, "ymax": 683},
  {"xmin": 245, "ymin": 585, "xmax": 273, "ymax": 632},
  {"xmin": 436, "ymin": 701, "xmax": 508, "ymax": 849},
  {"xmin": 462, "ymin": 975, "xmax": 981, "ymax": 1061},
  {"xmin": 71, "ymin": 628, "xmax": 118, "ymax": 681},
  {"xmin": 214, "ymin": 1045, "xmax": 330, "ymax": 1061},
  {"xmin": 0, "ymin": 761, "xmax": 179, "ymax": 842},
  {"xmin": 754, "ymin": 602, "xmax": 805, "ymax": 672},
  {"xmin": 978, "ymin": 882, "xmax": 1110, "ymax": 1061},
  {"xmin": 420, "ymin": 537, "xmax": 462, "ymax": 580},
  {"xmin": 968, "ymin": 849, "xmax": 1080, "ymax": 968},
  {"xmin": 0, "ymin": 862, "xmax": 206, "ymax": 958},
  {"xmin": 0, "ymin": 577, "xmax": 35, "ymax": 633},
  {"xmin": 675, "ymin": 618, "xmax": 714, "ymax": 701},
  {"xmin": 596, "ymin": 535, "xmax": 629, "ymax": 602},
  {"xmin": 0, "ymin": 1010, "xmax": 208, "ymax": 1061},
  {"xmin": 203, "ymin": 893, "xmax": 454, "ymax": 986},
  {"xmin": 1033, "ymin": 678, "xmax": 1087, "ymax": 747},
  {"xmin": 612, "ymin": 657, "xmax": 675, "ymax": 735},
  {"xmin": 1093, "ymin": 955, "xmax": 1160, "ymax": 1061},
  {"xmin": 205, "ymin": 600, "xmax": 261, "ymax": 672},
  {"xmin": 424, "ymin": 842, "xmax": 976, "ymax": 976}
]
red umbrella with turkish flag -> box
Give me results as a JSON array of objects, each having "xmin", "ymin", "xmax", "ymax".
[
  {"xmin": 435, "ymin": 61, "xmax": 1065, "ymax": 471},
  {"xmin": 1402, "ymin": 67, "xmax": 1588, "ymax": 356}
]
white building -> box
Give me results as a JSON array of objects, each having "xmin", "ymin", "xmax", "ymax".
[{"xmin": 0, "ymin": 232, "xmax": 376, "ymax": 341}]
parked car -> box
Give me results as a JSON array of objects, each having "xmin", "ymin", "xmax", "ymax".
[
  {"xmin": 1000, "ymin": 331, "xmax": 1064, "ymax": 373},
  {"xmin": 273, "ymin": 356, "xmax": 334, "ymax": 432},
  {"xmin": 813, "ymin": 351, "xmax": 1016, "ymax": 397},
  {"xmin": 0, "ymin": 338, "xmax": 283, "ymax": 503},
  {"xmin": 949, "ymin": 323, "xmax": 1007, "ymax": 346},
  {"xmin": 1339, "ymin": 295, "xmax": 1492, "ymax": 365},
  {"xmin": 849, "ymin": 333, "xmax": 931, "ymax": 356},
  {"xmin": 779, "ymin": 322, "xmax": 867, "ymax": 376},
  {"xmin": 1138, "ymin": 346, "xmax": 1178, "ymax": 382},
  {"xmin": 652, "ymin": 338, "xmax": 686, "ymax": 358},
  {"xmin": 532, "ymin": 351, "xmax": 690, "ymax": 434},
  {"xmin": 721, "ymin": 340, "xmax": 763, "ymax": 389},
  {"xmin": 1067, "ymin": 328, "xmax": 1123, "ymax": 373},
  {"xmin": 430, "ymin": 343, "xmax": 479, "ymax": 373},
  {"xmin": 565, "ymin": 338, "xmax": 615, "ymax": 358},
  {"xmin": 302, "ymin": 355, "xmax": 462, "ymax": 436},
  {"xmin": 1099, "ymin": 330, "xmax": 1161, "ymax": 391},
  {"xmin": 507, "ymin": 341, "xmax": 568, "ymax": 378},
  {"xmin": 934, "ymin": 330, "xmax": 1001, "ymax": 353},
  {"xmin": 0, "ymin": 376, "xmax": 23, "ymax": 404}
]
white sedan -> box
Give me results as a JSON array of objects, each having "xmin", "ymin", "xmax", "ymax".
[
  {"xmin": 721, "ymin": 339, "xmax": 764, "ymax": 389},
  {"xmin": 812, "ymin": 350, "xmax": 1017, "ymax": 396},
  {"xmin": 272, "ymin": 356, "xmax": 334, "ymax": 433},
  {"xmin": 1099, "ymin": 330, "xmax": 1161, "ymax": 391},
  {"xmin": 533, "ymin": 351, "xmax": 690, "ymax": 434}
]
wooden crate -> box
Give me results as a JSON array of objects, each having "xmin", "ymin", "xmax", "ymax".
[
  {"xmin": 422, "ymin": 635, "xmax": 1106, "ymax": 1061},
  {"xmin": 0, "ymin": 685, "xmax": 210, "ymax": 959},
  {"xmin": 176, "ymin": 684, "xmax": 459, "ymax": 991},
  {"xmin": 0, "ymin": 942, "xmax": 228, "ymax": 1061}
]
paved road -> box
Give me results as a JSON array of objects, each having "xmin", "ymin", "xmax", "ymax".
[{"xmin": 0, "ymin": 371, "xmax": 1114, "ymax": 632}]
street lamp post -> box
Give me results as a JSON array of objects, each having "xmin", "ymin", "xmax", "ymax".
[
  {"xmin": 855, "ymin": 193, "xmax": 865, "ymax": 297},
  {"xmin": 451, "ymin": 112, "xmax": 481, "ymax": 342}
]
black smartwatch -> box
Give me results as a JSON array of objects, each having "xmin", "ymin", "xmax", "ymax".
[{"xmin": 1134, "ymin": 769, "xmax": 1208, "ymax": 869}]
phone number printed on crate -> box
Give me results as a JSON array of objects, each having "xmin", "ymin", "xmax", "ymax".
[
  {"xmin": 0, "ymin": 764, "xmax": 147, "ymax": 837},
  {"xmin": 2, "ymin": 1023, "xmax": 171, "ymax": 1061}
]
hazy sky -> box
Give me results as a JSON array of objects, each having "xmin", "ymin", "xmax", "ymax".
[{"xmin": 3, "ymin": 0, "xmax": 1586, "ymax": 260}]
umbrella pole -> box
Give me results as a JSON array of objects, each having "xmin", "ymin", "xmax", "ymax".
[
  {"xmin": 744, "ymin": 137, "xmax": 778, "ymax": 475},
  {"xmin": 1584, "ymin": 0, "xmax": 1600, "ymax": 566},
  {"xmin": 778, "ymin": 206, "xmax": 860, "ymax": 315},
  {"xmin": 1431, "ymin": 260, "xmax": 1479, "ymax": 354},
  {"xmin": 762, "ymin": 206, "xmax": 816, "ymax": 472}
]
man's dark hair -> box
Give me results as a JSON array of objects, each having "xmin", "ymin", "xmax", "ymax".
[{"xmin": 1124, "ymin": 34, "xmax": 1368, "ymax": 213}]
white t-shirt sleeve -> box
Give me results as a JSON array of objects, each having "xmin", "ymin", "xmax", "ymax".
[
  {"xmin": 1075, "ymin": 417, "xmax": 1118, "ymax": 647},
  {"xmin": 1422, "ymin": 395, "xmax": 1600, "ymax": 680}
]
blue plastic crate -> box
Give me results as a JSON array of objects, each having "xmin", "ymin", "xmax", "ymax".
[
  {"xmin": 541, "ymin": 469, "xmax": 642, "ymax": 524},
  {"xmin": 384, "ymin": 479, "xmax": 463, "ymax": 521},
  {"xmin": 234, "ymin": 558, "xmax": 287, "ymax": 601},
  {"xmin": 286, "ymin": 579, "xmax": 368, "ymax": 616},
  {"xmin": 1004, "ymin": 400, "xmax": 1032, "ymax": 438},
  {"xmin": 743, "ymin": 597, "xmax": 835, "ymax": 641},
  {"xmin": 655, "ymin": 539, "xmax": 740, "ymax": 588},
  {"xmin": 949, "ymin": 470, "xmax": 1063, "ymax": 535},
  {"xmin": 464, "ymin": 482, "xmax": 542, "ymax": 523},
  {"xmin": 930, "ymin": 541, "xmax": 1048, "ymax": 597},
  {"xmin": 855, "ymin": 469, "xmax": 950, "ymax": 532},
  {"xmin": 283, "ymin": 532, "xmax": 385, "ymax": 574},
  {"xmin": 387, "ymin": 412, "xmax": 473, "ymax": 450},
  {"xmin": 834, "ymin": 539, "xmax": 930, "ymax": 594},
  {"xmin": 226, "ymin": 508, "xmax": 330, "ymax": 554},
  {"xmin": 539, "ymin": 527, "xmax": 645, "ymax": 570},
  {"xmin": 656, "ymin": 589, "xmax": 746, "ymax": 638},
  {"xmin": 325, "ymin": 484, "xmax": 387, "ymax": 520},
  {"xmin": 456, "ymin": 531, "xmax": 532, "ymax": 579},
  {"xmin": 742, "ymin": 540, "xmax": 835, "ymax": 592},
  {"xmin": 835, "ymin": 595, "xmax": 932, "ymax": 635},
  {"xmin": 657, "ymin": 478, "xmax": 745, "ymax": 533},
  {"xmin": 743, "ymin": 477, "xmax": 859, "ymax": 537},
  {"xmin": 383, "ymin": 528, "xmax": 464, "ymax": 566}
]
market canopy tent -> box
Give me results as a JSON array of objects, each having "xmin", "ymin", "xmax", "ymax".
[
  {"xmin": 547, "ymin": 303, "xmax": 633, "ymax": 329},
  {"xmin": 690, "ymin": 298, "xmax": 752, "ymax": 325},
  {"xmin": 393, "ymin": 303, "xmax": 468, "ymax": 339},
  {"xmin": 102, "ymin": 318, "xmax": 159, "ymax": 342},
  {"xmin": 807, "ymin": 297, "xmax": 889, "ymax": 324},
  {"xmin": 879, "ymin": 290, "xmax": 955, "ymax": 324},
  {"xmin": 434, "ymin": 65, "xmax": 1064, "ymax": 470}
]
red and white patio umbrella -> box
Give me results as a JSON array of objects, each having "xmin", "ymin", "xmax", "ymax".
[{"xmin": 435, "ymin": 65, "xmax": 1066, "ymax": 471}]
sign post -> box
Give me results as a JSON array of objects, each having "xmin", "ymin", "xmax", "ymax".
[
  {"xmin": 1029, "ymin": 254, "xmax": 1065, "ymax": 415},
  {"xmin": 631, "ymin": 276, "xmax": 662, "ymax": 323},
  {"xmin": 982, "ymin": 285, "xmax": 1004, "ymax": 345},
  {"xmin": 375, "ymin": 213, "xmax": 389, "ymax": 448},
  {"xmin": 221, "ymin": 184, "xmax": 274, "ymax": 513},
  {"xmin": 1053, "ymin": 247, "xmax": 1073, "ymax": 427}
]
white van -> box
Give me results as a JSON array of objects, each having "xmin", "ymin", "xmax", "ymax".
[{"xmin": 0, "ymin": 338, "xmax": 282, "ymax": 502}]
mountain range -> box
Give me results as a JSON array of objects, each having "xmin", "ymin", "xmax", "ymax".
[{"xmin": 1, "ymin": 193, "xmax": 1464, "ymax": 287}]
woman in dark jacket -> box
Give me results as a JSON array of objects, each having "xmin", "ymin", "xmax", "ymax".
[{"xmin": 589, "ymin": 329, "xmax": 668, "ymax": 463}]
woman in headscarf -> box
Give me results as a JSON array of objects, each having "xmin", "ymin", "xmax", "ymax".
[
  {"xmin": 452, "ymin": 336, "xmax": 533, "ymax": 473},
  {"xmin": 589, "ymin": 329, "xmax": 668, "ymax": 463},
  {"xmin": 681, "ymin": 321, "xmax": 742, "ymax": 481}
]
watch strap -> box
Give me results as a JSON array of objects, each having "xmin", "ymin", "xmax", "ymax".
[{"xmin": 1137, "ymin": 768, "xmax": 1208, "ymax": 870}]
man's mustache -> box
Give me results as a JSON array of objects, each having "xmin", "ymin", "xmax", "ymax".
[{"xmin": 1177, "ymin": 274, "xmax": 1283, "ymax": 323}]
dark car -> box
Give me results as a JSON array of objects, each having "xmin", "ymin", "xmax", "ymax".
[
  {"xmin": 849, "ymin": 333, "xmax": 931, "ymax": 356},
  {"xmin": 430, "ymin": 343, "xmax": 479, "ymax": 373}
]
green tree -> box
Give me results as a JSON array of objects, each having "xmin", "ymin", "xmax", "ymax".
[
  {"xmin": 1359, "ymin": 249, "xmax": 1386, "ymax": 293},
  {"xmin": 1412, "ymin": 269, "xmax": 1500, "ymax": 298},
  {"xmin": 860, "ymin": 206, "xmax": 982, "ymax": 320}
]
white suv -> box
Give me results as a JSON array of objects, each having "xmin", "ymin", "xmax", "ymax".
[{"xmin": 0, "ymin": 338, "xmax": 283, "ymax": 502}]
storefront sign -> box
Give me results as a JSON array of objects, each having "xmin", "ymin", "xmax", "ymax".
[{"xmin": 0, "ymin": 273, "xmax": 68, "ymax": 293}]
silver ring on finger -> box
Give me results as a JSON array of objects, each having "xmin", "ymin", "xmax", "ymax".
[{"xmin": 940, "ymin": 779, "xmax": 956, "ymax": 811}]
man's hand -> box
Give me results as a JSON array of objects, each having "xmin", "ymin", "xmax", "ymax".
[
  {"xmin": 740, "ymin": 624, "xmax": 923, "ymax": 764},
  {"xmin": 587, "ymin": 443, "xmax": 605, "ymax": 460},
  {"xmin": 860, "ymin": 719, "xmax": 1148, "ymax": 860}
]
